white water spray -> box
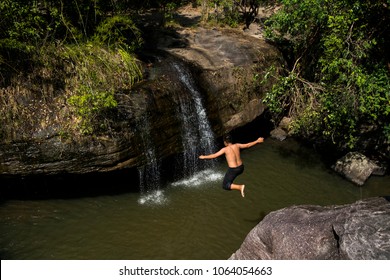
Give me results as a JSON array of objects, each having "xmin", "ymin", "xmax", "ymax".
[{"xmin": 136, "ymin": 114, "xmax": 167, "ymax": 205}]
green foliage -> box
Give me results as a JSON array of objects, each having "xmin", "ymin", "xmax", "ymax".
[
  {"xmin": 118, "ymin": 48, "xmax": 143, "ymax": 86},
  {"xmin": 263, "ymin": 69, "xmax": 296, "ymax": 115},
  {"xmin": 263, "ymin": 0, "xmax": 390, "ymax": 150},
  {"xmin": 0, "ymin": 0, "xmax": 146, "ymax": 138},
  {"xmin": 0, "ymin": 1, "xmax": 146, "ymax": 70},
  {"xmin": 68, "ymin": 86, "xmax": 117, "ymax": 134},
  {"xmin": 213, "ymin": 0, "xmax": 241, "ymax": 27},
  {"xmin": 218, "ymin": 6, "xmax": 242, "ymax": 28},
  {"xmin": 384, "ymin": 124, "xmax": 390, "ymax": 143},
  {"xmin": 164, "ymin": 2, "xmax": 179, "ymax": 25},
  {"xmin": 93, "ymin": 16, "xmax": 143, "ymax": 51},
  {"xmin": 196, "ymin": 0, "xmax": 262, "ymax": 28},
  {"xmin": 0, "ymin": 0, "xmax": 62, "ymax": 61},
  {"xmin": 63, "ymin": 44, "xmax": 142, "ymax": 135},
  {"xmin": 197, "ymin": 0, "xmax": 264, "ymax": 28}
]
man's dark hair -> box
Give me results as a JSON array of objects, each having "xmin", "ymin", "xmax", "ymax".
[{"xmin": 223, "ymin": 134, "xmax": 232, "ymax": 144}]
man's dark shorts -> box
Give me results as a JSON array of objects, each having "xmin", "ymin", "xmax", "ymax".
[{"xmin": 222, "ymin": 165, "xmax": 244, "ymax": 190}]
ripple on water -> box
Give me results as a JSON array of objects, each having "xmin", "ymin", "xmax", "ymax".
[
  {"xmin": 138, "ymin": 190, "xmax": 168, "ymax": 206},
  {"xmin": 171, "ymin": 168, "xmax": 224, "ymax": 188},
  {"xmin": 137, "ymin": 169, "xmax": 224, "ymax": 206}
]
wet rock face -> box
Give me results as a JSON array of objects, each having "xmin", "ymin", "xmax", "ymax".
[
  {"xmin": 0, "ymin": 136, "xmax": 139, "ymax": 175},
  {"xmin": 0, "ymin": 70, "xmax": 185, "ymax": 176},
  {"xmin": 229, "ymin": 197, "xmax": 390, "ymax": 260},
  {"xmin": 167, "ymin": 27, "xmax": 282, "ymax": 134}
]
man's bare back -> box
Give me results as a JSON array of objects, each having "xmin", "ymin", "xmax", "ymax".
[{"xmin": 223, "ymin": 144, "xmax": 243, "ymax": 168}]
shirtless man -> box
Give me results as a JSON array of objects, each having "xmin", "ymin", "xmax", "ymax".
[{"xmin": 199, "ymin": 134, "xmax": 264, "ymax": 197}]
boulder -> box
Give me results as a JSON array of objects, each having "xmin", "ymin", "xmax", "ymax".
[
  {"xmin": 332, "ymin": 152, "xmax": 386, "ymax": 185},
  {"xmin": 279, "ymin": 117, "xmax": 292, "ymax": 131},
  {"xmin": 229, "ymin": 197, "xmax": 390, "ymax": 260},
  {"xmin": 270, "ymin": 117, "xmax": 292, "ymax": 141},
  {"xmin": 270, "ymin": 127, "xmax": 287, "ymax": 141}
]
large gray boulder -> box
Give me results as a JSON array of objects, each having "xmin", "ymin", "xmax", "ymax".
[
  {"xmin": 230, "ymin": 197, "xmax": 390, "ymax": 260},
  {"xmin": 332, "ymin": 152, "xmax": 386, "ymax": 185}
]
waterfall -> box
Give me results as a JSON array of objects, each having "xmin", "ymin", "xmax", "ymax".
[
  {"xmin": 172, "ymin": 61, "xmax": 217, "ymax": 177},
  {"xmin": 136, "ymin": 59, "xmax": 220, "ymax": 199},
  {"xmin": 136, "ymin": 114, "xmax": 166, "ymax": 205}
]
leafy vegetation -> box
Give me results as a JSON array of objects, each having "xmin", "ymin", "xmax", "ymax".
[
  {"xmin": 196, "ymin": 0, "xmax": 267, "ymax": 28},
  {"xmin": 64, "ymin": 44, "xmax": 142, "ymax": 134},
  {"xmin": 0, "ymin": 0, "xmax": 145, "ymax": 139},
  {"xmin": 1, "ymin": 0, "xmax": 388, "ymax": 159},
  {"xmin": 263, "ymin": 0, "xmax": 390, "ymax": 153}
]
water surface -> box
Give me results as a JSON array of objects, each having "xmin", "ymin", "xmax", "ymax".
[{"xmin": 0, "ymin": 138, "xmax": 388, "ymax": 260}]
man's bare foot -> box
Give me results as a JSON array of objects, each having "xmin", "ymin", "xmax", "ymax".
[{"xmin": 241, "ymin": 185, "xmax": 245, "ymax": 198}]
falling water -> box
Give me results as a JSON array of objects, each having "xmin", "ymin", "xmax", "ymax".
[
  {"xmin": 135, "ymin": 59, "xmax": 219, "ymax": 202},
  {"xmin": 172, "ymin": 61, "xmax": 217, "ymax": 177},
  {"xmin": 136, "ymin": 114, "xmax": 166, "ymax": 205}
]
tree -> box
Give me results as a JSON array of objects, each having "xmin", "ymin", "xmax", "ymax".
[
  {"xmin": 234, "ymin": 0, "xmax": 261, "ymax": 29},
  {"xmin": 0, "ymin": 0, "xmax": 144, "ymax": 138},
  {"xmin": 263, "ymin": 0, "xmax": 390, "ymax": 152}
]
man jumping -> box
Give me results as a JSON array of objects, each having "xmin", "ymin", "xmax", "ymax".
[{"xmin": 199, "ymin": 134, "xmax": 264, "ymax": 197}]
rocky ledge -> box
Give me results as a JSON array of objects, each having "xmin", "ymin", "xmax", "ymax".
[
  {"xmin": 0, "ymin": 24, "xmax": 283, "ymax": 176},
  {"xmin": 230, "ymin": 197, "xmax": 390, "ymax": 260}
]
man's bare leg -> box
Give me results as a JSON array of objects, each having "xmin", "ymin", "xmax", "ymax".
[{"xmin": 230, "ymin": 184, "xmax": 245, "ymax": 197}]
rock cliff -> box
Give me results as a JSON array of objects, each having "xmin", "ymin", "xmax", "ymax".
[
  {"xmin": 229, "ymin": 197, "xmax": 390, "ymax": 260},
  {"xmin": 0, "ymin": 21, "xmax": 283, "ymax": 176}
]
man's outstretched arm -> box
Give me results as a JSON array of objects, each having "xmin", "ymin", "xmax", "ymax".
[
  {"xmin": 199, "ymin": 148, "xmax": 225, "ymax": 159},
  {"xmin": 238, "ymin": 137, "xmax": 264, "ymax": 149}
]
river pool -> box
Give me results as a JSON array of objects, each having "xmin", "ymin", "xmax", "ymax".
[{"xmin": 0, "ymin": 138, "xmax": 388, "ymax": 259}]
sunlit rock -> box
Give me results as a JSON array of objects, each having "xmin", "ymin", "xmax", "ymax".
[
  {"xmin": 0, "ymin": 24, "xmax": 282, "ymax": 176},
  {"xmin": 332, "ymin": 152, "xmax": 386, "ymax": 185},
  {"xmin": 230, "ymin": 197, "xmax": 390, "ymax": 260}
]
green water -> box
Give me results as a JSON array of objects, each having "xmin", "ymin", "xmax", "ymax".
[{"xmin": 0, "ymin": 138, "xmax": 389, "ymax": 260}]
